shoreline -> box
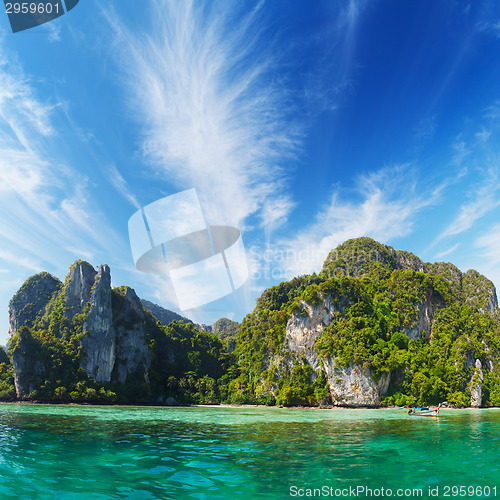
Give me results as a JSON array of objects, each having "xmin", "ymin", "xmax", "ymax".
[{"xmin": 0, "ymin": 400, "xmax": 496, "ymax": 410}]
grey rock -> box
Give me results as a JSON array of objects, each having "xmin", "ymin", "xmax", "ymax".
[
  {"xmin": 470, "ymin": 359, "xmax": 483, "ymax": 408},
  {"xmin": 140, "ymin": 299, "xmax": 190, "ymax": 326},
  {"xmin": 80, "ymin": 265, "xmax": 115, "ymax": 383},
  {"xmin": 326, "ymin": 362, "xmax": 390, "ymax": 407},
  {"xmin": 62, "ymin": 261, "xmax": 97, "ymax": 321},
  {"xmin": 284, "ymin": 295, "xmax": 390, "ymax": 406},
  {"xmin": 285, "ymin": 297, "xmax": 337, "ymax": 371},
  {"xmin": 80, "ymin": 269, "xmax": 152, "ymax": 385},
  {"xmin": 404, "ymin": 289, "xmax": 441, "ymax": 341},
  {"xmin": 12, "ymin": 327, "xmax": 46, "ymax": 398},
  {"xmin": 113, "ymin": 287, "xmax": 151, "ymax": 384},
  {"xmin": 9, "ymin": 272, "xmax": 61, "ymax": 337}
]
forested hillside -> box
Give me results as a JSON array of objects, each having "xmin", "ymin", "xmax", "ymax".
[{"xmin": 2, "ymin": 238, "xmax": 499, "ymax": 407}]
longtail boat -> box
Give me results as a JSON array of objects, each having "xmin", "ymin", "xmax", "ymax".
[{"xmin": 408, "ymin": 404, "xmax": 441, "ymax": 417}]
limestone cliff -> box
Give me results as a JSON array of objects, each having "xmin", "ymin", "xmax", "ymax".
[
  {"xmin": 404, "ymin": 289, "xmax": 441, "ymax": 341},
  {"xmin": 470, "ymin": 359, "xmax": 483, "ymax": 408},
  {"xmin": 140, "ymin": 299, "xmax": 189, "ymax": 326},
  {"xmin": 62, "ymin": 261, "xmax": 97, "ymax": 321},
  {"xmin": 80, "ymin": 265, "xmax": 115, "ymax": 383},
  {"xmin": 326, "ymin": 364, "xmax": 390, "ymax": 407},
  {"xmin": 284, "ymin": 298, "xmax": 389, "ymax": 406},
  {"xmin": 285, "ymin": 298, "xmax": 336, "ymax": 372},
  {"xmin": 12, "ymin": 327, "xmax": 45, "ymax": 398},
  {"xmin": 111, "ymin": 287, "xmax": 151, "ymax": 384},
  {"xmin": 237, "ymin": 237, "xmax": 500, "ymax": 407},
  {"xmin": 9, "ymin": 261, "xmax": 154, "ymax": 396}
]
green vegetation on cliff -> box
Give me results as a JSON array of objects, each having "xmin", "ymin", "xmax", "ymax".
[
  {"xmin": 6, "ymin": 265, "xmax": 234, "ymax": 405},
  {"xmin": 2, "ymin": 238, "xmax": 500, "ymax": 407},
  {"xmin": 230, "ymin": 238, "xmax": 500, "ymax": 407}
]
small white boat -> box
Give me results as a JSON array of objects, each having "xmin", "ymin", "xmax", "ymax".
[{"xmin": 408, "ymin": 404, "xmax": 440, "ymax": 417}]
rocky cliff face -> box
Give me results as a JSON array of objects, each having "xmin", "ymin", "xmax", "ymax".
[
  {"xmin": 405, "ymin": 289, "xmax": 441, "ymax": 341},
  {"xmin": 325, "ymin": 363, "xmax": 390, "ymax": 407},
  {"xmin": 284, "ymin": 297, "xmax": 389, "ymax": 406},
  {"xmin": 12, "ymin": 327, "xmax": 45, "ymax": 398},
  {"xmin": 8, "ymin": 272, "xmax": 61, "ymax": 337},
  {"xmin": 470, "ymin": 359, "xmax": 483, "ymax": 408},
  {"xmin": 112, "ymin": 287, "xmax": 151, "ymax": 384},
  {"xmin": 140, "ymin": 299, "xmax": 189, "ymax": 326},
  {"xmin": 9, "ymin": 261, "xmax": 155, "ymax": 396},
  {"xmin": 285, "ymin": 298, "xmax": 336, "ymax": 371},
  {"xmin": 80, "ymin": 265, "xmax": 115, "ymax": 383},
  {"xmin": 63, "ymin": 261, "xmax": 97, "ymax": 321},
  {"xmin": 70, "ymin": 264, "xmax": 152, "ymax": 385}
]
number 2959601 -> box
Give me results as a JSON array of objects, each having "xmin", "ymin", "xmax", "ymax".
[
  {"xmin": 443, "ymin": 485, "xmax": 497, "ymax": 496},
  {"xmin": 5, "ymin": 2, "xmax": 60, "ymax": 14}
]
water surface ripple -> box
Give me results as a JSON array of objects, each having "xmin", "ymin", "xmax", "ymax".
[{"xmin": 0, "ymin": 405, "xmax": 499, "ymax": 499}]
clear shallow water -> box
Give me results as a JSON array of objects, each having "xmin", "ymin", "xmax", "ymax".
[{"xmin": 0, "ymin": 405, "xmax": 499, "ymax": 499}]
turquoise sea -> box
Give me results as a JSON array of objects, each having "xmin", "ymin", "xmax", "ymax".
[{"xmin": 0, "ymin": 404, "xmax": 499, "ymax": 499}]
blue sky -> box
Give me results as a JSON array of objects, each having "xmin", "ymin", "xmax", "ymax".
[{"xmin": 1, "ymin": 0, "xmax": 500, "ymax": 345}]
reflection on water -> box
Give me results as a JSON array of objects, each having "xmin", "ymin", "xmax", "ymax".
[{"xmin": 0, "ymin": 405, "xmax": 499, "ymax": 499}]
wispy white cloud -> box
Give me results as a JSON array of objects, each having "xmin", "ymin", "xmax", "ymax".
[
  {"xmin": 104, "ymin": 0, "xmax": 301, "ymax": 229},
  {"xmin": 0, "ymin": 250, "xmax": 43, "ymax": 274},
  {"xmin": 430, "ymin": 167, "xmax": 467, "ymax": 199},
  {"xmin": 105, "ymin": 163, "xmax": 141, "ymax": 209},
  {"xmin": 271, "ymin": 165, "xmax": 434, "ymax": 276},
  {"xmin": 434, "ymin": 243, "xmax": 461, "ymax": 260},
  {"xmin": 475, "ymin": 128, "xmax": 492, "ymax": 144},
  {"xmin": 0, "ymin": 38, "xmax": 123, "ymax": 280},
  {"xmin": 260, "ymin": 196, "xmax": 296, "ymax": 237},
  {"xmin": 47, "ymin": 23, "xmax": 62, "ymax": 43},
  {"xmin": 485, "ymin": 101, "xmax": 500, "ymax": 120},
  {"xmin": 451, "ymin": 135, "xmax": 470, "ymax": 166},
  {"xmin": 302, "ymin": 0, "xmax": 366, "ymax": 113},
  {"xmin": 476, "ymin": 225, "xmax": 500, "ymax": 266},
  {"xmin": 477, "ymin": 20, "xmax": 500, "ymax": 38},
  {"xmin": 436, "ymin": 167, "xmax": 500, "ymax": 241},
  {"xmin": 104, "ymin": 0, "xmax": 367, "ymax": 233},
  {"xmin": 474, "ymin": 225, "xmax": 500, "ymax": 297}
]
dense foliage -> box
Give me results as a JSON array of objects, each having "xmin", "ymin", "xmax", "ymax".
[
  {"xmin": 2, "ymin": 238, "xmax": 500, "ymax": 407},
  {"xmin": 3, "ymin": 269, "xmax": 234, "ymax": 405},
  {"xmin": 210, "ymin": 318, "xmax": 240, "ymax": 352},
  {"xmin": 230, "ymin": 238, "xmax": 500, "ymax": 407}
]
